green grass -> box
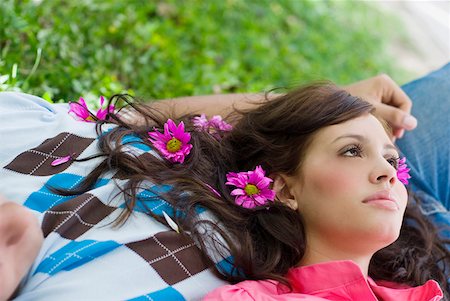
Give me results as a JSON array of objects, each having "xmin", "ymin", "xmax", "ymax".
[{"xmin": 0, "ymin": 0, "xmax": 408, "ymax": 104}]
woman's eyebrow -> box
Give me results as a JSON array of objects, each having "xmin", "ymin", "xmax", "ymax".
[
  {"xmin": 332, "ymin": 134, "xmax": 400, "ymax": 152},
  {"xmin": 332, "ymin": 134, "xmax": 367, "ymax": 143},
  {"xmin": 385, "ymin": 144, "xmax": 400, "ymax": 153}
]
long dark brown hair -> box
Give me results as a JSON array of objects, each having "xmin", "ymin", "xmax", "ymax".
[{"xmin": 59, "ymin": 82, "xmax": 450, "ymax": 298}]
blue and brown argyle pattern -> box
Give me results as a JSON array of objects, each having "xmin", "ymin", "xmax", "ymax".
[{"xmin": 0, "ymin": 92, "xmax": 229, "ymax": 301}]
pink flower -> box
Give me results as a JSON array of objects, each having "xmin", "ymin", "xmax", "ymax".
[
  {"xmin": 397, "ymin": 157, "xmax": 411, "ymax": 185},
  {"xmin": 209, "ymin": 115, "xmax": 233, "ymax": 132},
  {"xmin": 148, "ymin": 119, "xmax": 193, "ymax": 163},
  {"xmin": 226, "ymin": 165, "xmax": 276, "ymax": 209},
  {"xmin": 192, "ymin": 114, "xmax": 232, "ymax": 138},
  {"xmin": 96, "ymin": 96, "xmax": 115, "ymax": 120},
  {"xmin": 68, "ymin": 96, "xmax": 115, "ymax": 122},
  {"xmin": 69, "ymin": 97, "xmax": 91, "ymax": 121},
  {"xmin": 192, "ymin": 114, "xmax": 209, "ymax": 129}
]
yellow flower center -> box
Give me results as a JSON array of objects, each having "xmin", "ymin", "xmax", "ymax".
[
  {"xmin": 166, "ymin": 138, "xmax": 182, "ymax": 153},
  {"xmin": 244, "ymin": 184, "xmax": 259, "ymax": 196}
]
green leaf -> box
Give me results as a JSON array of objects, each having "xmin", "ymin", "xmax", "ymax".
[{"xmin": 42, "ymin": 91, "xmax": 54, "ymax": 103}]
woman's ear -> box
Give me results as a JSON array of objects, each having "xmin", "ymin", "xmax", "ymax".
[{"xmin": 272, "ymin": 174, "xmax": 298, "ymax": 210}]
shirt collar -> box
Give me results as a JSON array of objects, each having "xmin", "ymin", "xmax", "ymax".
[
  {"xmin": 286, "ymin": 260, "xmax": 367, "ymax": 294},
  {"xmin": 284, "ymin": 260, "xmax": 443, "ymax": 301}
]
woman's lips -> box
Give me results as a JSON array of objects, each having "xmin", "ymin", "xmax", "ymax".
[{"xmin": 363, "ymin": 190, "xmax": 399, "ymax": 211}]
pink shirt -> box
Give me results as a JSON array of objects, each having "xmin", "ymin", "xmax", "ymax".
[{"xmin": 204, "ymin": 260, "xmax": 443, "ymax": 301}]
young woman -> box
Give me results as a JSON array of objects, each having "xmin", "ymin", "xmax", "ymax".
[
  {"xmin": 199, "ymin": 83, "xmax": 448, "ymax": 300},
  {"xmin": 0, "ymin": 66, "xmax": 448, "ymax": 300}
]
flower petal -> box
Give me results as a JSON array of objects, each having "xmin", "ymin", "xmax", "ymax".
[
  {"xmin": 226, "ymin": 172, "xmax": 247, "ymax": 188},
  {"xmin": 165, "ymin": 119, "xmax": 177, "ymax": 133},
  {"xmin": 240, "ymin": 198, "xmax": 257, "ymax": 209},
  {"xmin": 78, "ymin": 97, "xmax": 88, "ymax": 108},
  {"xmin": 254, "ymin": 165, "xmax": 265, "ymax": 176},
  {"xmin": 178, "ymin": 131, "xmax": 191, "ymax": 144},
  {"xmin": 51, "ymin": 155, "xmax": 72, "ymax": 166},
  {"xmin": 162, "ymin": 211, "xmax": 179, "ymax": 233},
  {"xmin": 396, "ymin": 157, "xmax": 411, "ymax": 185},
  {"xmin": 148, "ymin": 130, "xmax": 168, "ymax": 143},
  {"xmin": 192, "ymin": 114, "xmax": 209, "ymax": 130},
  {"xmin": 96, "ymin": 108, "xmax": 107, "ymax": 120},
  {"xmin": 205, "ymin": 183, "xmax": 221, "ymax": 197},
  {"xmin": 259, "ymin": 188, "xmax": 276, "ymax": 201},
  {"xmin": 235, "ymin": 196, "xmax": 255, "ymax": 208},
  {"xmin": 68, "ymin": 100, "xmax": 90, "ymax": 120},
  {"xmin": 230, "ymin": 188, "xmax": 246, "ymax": 196},
  {"xmin": 256, "ymin": 177, "xmax": 272, "ymax": 190}
]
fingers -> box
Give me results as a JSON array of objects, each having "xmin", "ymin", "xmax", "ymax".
[
  {"xmin": 343, "ymin": 74, "xmax": 414, "ymax": 117},
  {"xmin": 376, "ymin": 74, "xmax": 413, "ymax": 114},
  {"xmin": 343, "ymin": 74, "xmax": 417, "ymax": 140},
  {"xmin": 373, "ymin": 102, "xmax": 418, "ymax": 135},
  {"xmin": 392, "ymin": 128, "xmax": 404, "ymax": 141}
]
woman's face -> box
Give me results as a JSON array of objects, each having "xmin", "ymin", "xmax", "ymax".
[
  {"xmin": 0, "ymin": 197, "xmax": 43, "ymax": 300},
  {"xmin": 287, "ymin": 114, "xmax": 408, "ymax": 254}
]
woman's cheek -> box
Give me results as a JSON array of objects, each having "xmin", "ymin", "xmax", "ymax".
[
  {"xmin": 395, "ymin": 184, "xmax": 408, "ymax": 212},
  {"xmin": 307, "ymin": 163, "xmax": 358, "ymax": 199}
]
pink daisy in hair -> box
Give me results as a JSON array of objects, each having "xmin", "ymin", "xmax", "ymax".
[
  {"xmin": 209, "ymin": 115, "xmax": 233, "ymax": 132},
  {"xmin": 68, "ymin": 96, "xmax": 115, "ymax": 122},
  {"xmin": 226, "ymin": 165, "xmax": 276, "ymax": 209},
  {"xmin": 192, "ymin": 114, "xmax": 209, "ymax": 130},
  {"xmin": 95, "ymin": 96, "xmax": 115, "ymax": 120},
  {"xmin": 192, "ymin": 114, "xmax": 232, "ymax": 138},
  {"xmin": 397, "ymin": 157, "xmax": 411, "ymax": 185},
  {"xmin": 148, "ymin": 119, "xmax": 193, "ymax": 163},
  {"xmin": 68, "ymin": 97, "xmax": 91, "ymax": 121}
]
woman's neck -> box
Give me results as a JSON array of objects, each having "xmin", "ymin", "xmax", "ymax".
[{"xmin": 299, "ymin": 238, "xmax": 375, "ymax": 277}]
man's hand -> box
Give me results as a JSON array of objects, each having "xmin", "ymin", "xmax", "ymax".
[{"xmin": 343, "ymin": 74, "xmax": 418, "ymax": 140}]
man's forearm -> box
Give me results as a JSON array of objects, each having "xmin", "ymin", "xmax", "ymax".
[{"xmin": 148, "ymin": 93, "xmax": 267, "ymax": 118}]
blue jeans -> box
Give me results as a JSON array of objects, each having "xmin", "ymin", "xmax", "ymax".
[{"xmin": 397, "ymin": 62, "xmax": 450, "ymax": 237}]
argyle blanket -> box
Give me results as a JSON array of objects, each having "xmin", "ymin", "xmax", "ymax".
[{"xmin": 0, "ymin": 92, "xmax": 228, "ymax": 301}]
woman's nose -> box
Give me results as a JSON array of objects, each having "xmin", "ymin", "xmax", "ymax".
[{"xmin": 370, "ymin": 159, "xmax": 397, "ymax": 186}]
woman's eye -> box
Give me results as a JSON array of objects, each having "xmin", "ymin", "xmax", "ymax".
[
  {"xmin": 342, "ymin": 145, "xmax": 362, "ymax": 157},
  {"xmin": 387, "ymin": 157, "xmax": 400, "ymax": 169}
]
